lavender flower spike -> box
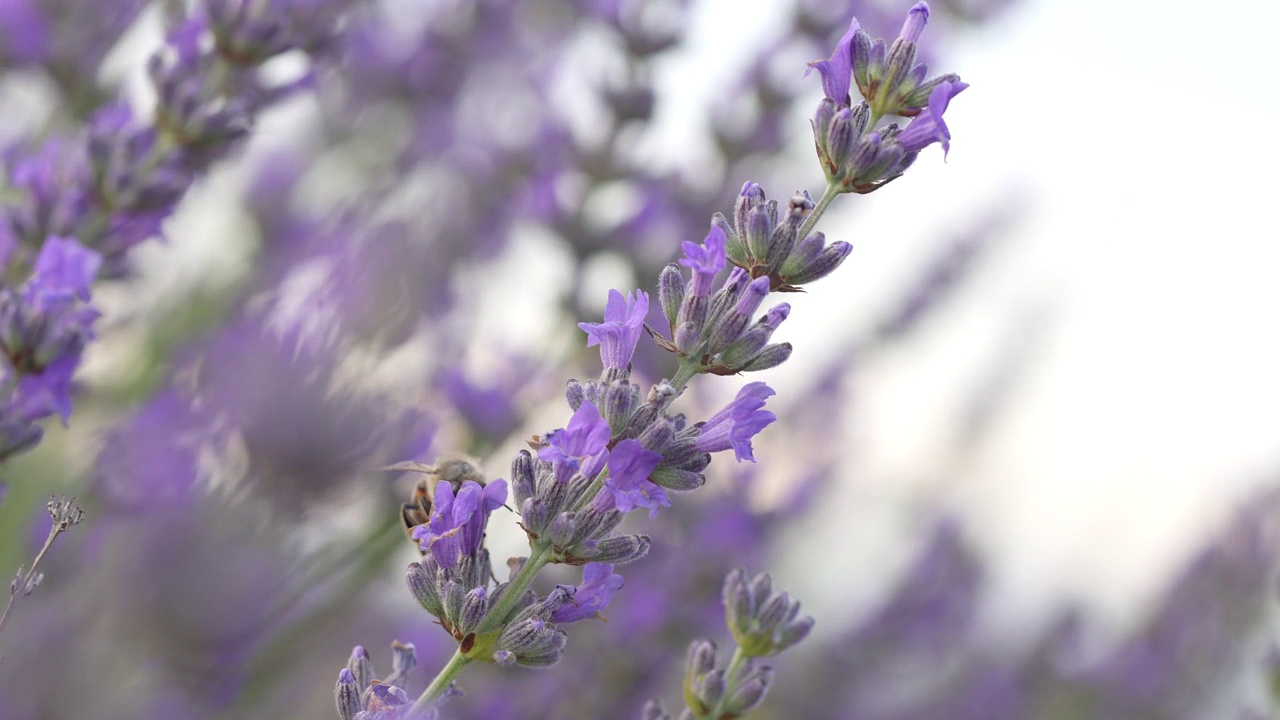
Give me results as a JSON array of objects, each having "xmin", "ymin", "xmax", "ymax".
[
  {"xmin": 579, "ymin": 289, "xmax": 649, "ymax": 372},
  {"xmin": 694, "ymin": 382, "xmax": 777, "ymax": 462}
]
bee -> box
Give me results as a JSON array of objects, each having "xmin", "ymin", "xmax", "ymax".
[{"xmin": 384, "ymin": 454, "xmax": 486, "ymax": 550}]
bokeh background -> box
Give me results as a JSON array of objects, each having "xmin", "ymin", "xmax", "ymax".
[{"xmin": 0, "ymin": 0, "xmax": 1278, "ymax": 718}]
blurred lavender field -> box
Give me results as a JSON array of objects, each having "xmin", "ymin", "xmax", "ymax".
[{"xmin": 0, "ymin": 0, "xmax": 1278, "ymax": 718}]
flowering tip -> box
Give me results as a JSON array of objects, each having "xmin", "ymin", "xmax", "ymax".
[{"xmin": 722, "ymin": 568, "xmax": 813, "ymax": 657}]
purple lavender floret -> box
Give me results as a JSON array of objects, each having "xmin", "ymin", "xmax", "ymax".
[
  {"xmin": 539, "ymin": 401, "xmax": 612, "ymax": 482},
  {"xmin": 578, "ymin": 289, "xmax": 650, "ymax": 372},
  {"xmin": 893, "ymin": 81, "xmax": 969, "ymax": 157},
  {"xmin": 595, "ymin": 438, "xmax": 667, "ymax": 517},
  {"xmin": 692, "ymin": 382, "xmax": 777, "ymax": 462},
  {"xmin": 550, "ymin": 563, "xmax": 625, "ymax": 624},
  {"xmin": 679, "ymin": 226, "xmax": 727, "ymax": 298},
  {"xmin": 805, "ymin": 17, "xmax": 860, "ymax": 104},
  {"xmin": 411, "ymin": 480, "xmax": 508, "ymax": 570}
]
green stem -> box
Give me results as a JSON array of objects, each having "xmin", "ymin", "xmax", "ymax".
[
  {"xmin": 475, "ymin": 543, "xmax": 552, "ymax": 635},
  {"xmin": 408, "ymin": 648, "xmax": 471, "ymax": 715},
  {"xmin": 669, "ymin": 358, "xmax": 701, "ymax": 395},
  {"xmin": 796, "ymin": 181, "xmax": 841, "ymax": 244},
  {"xmin": 698, "ymin": 647, "xmax": 749, "ymax": 720},
  {"xmin": 407, "ymin": 543, "xmax": 553, "ymax": 714}
]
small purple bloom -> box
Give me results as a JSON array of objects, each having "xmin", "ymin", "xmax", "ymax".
[
  {"xmin": 551, "ymin": 563, "xmax": 625, "ymax": 623},
  {"xmin": 411, "ymin": 479, "xmax": 507, "ymax": 568},
  {"xmin": 805, "ymin": 17, "xmax": 859, "ymax": 103},
  {"xmin": 578, "ymin": 289, "xmax": 650, "ymax": 370},
  {"xmin": 895, "ymin": 81, "xmax": 968, "ymax": 157},
  {"xmin": 595, "ymin": 438, "xmax": 667, "ymax": 517},
  {"xmin": 539, "ymin": 402, "xmax": 612, "ymax": 481},
  {"xmin": 695, "ymin": 382, "xmax": 777, "ymax": 462},
  {"xmin": 679, "ymin": 226, "xmax": 726, "ymax": 298}
]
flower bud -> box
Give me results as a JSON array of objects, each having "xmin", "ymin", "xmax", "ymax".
[
  {"xmin": 406, "ymin": 562, "xmax": 443, "ymax": 617},
  {"xmin": 649, "ymin": 467, "xmax": 706, "ymax": 492},
  {"xmin": 511, "ymin": 450, "xmax": 536, "ymax": 507},
  {"xmin": 335, "ymin": 668, "xmax": 362, "ymax": 720},
  {"xmin": 548, "ymin": 512, "xmax": 578, "ymax": 548},
  {"xmin": 658, "ymin": 263, "xmax": 685, "ymax": 329},
  {"xmin": 495, "ymin": 617, "xmax": 568, "ymax": 667},
  {"xmin": 565, "ymin": 379, "xmax": 586, "ymax": 411},
  {"xmin": 722, "ymin": 568, "xmax": 813, "ymax": 657},
  {"xmin": 732, "ymin": 183, "xmax": 765, "ymax": 246},
  {"xmin": 723, "ymin": 665, "xmax": 773, "ymax": 715},
  {"xmin": 569, "ymin": 534, "xmax": 651, "ymax": 565},
  {"xmin": 743, "ymin": 204, "xmax": 773, "ymax": 266},
  {"xmin": 674, "ymin": 321, "xmax": 701, "ymax": 355},
  {"xmin": 603, "ymin": 380, "xmax": 639, "ymax": 436},
  {"xmin": 636, "ymin": 416, "xmax": 675, "ymax": 454},
  {"xmin": 717, "ymin": 304, "xmax": 789, "ymax": 370},
  {"xmin": 741, "ymin": 343, "xmax": 792, "ymax": 372},
  {"xmin": 347, "ymin": 646, "xmax": 374, "ymax": 692},
  {"xmin": 692, "ymin": 669, "xmax": 727, "ymax": 711},
  {"xmin": 786, "ymin": 242, "xmax": 851, "ymax": 285},
  {"xmin": 706, "ymin": 277, "xmax": 770, "ymax": 356},
  {"xmin": 457, "ymin": 587, "xmax": 490, "ymax": 636}
]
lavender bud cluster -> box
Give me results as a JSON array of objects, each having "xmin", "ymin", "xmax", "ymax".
[
  {"xmin": 334, "ymin": 643, "xmax": 425, "ymax": 720},
  {"xmin": 808, "ymin": 1, "xmax": 967, "ymax": 194},
  {"xmin": 644, "ymin": 570, "xmax": 813, "ymax": 720}
]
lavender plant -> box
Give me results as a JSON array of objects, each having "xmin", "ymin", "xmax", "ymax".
[{"xmin": 336, "ymin": 4, "xmax": 969, "ymax": 717}]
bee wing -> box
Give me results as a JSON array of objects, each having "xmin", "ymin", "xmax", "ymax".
[{"xmin": 381, "ymin": 461, "xmax": 439, "ymax": 474}]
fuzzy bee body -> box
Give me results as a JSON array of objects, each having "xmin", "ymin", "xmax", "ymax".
[{"xmin": 386, "ymin": 455, "xmax": 486, "ymax": 552}]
